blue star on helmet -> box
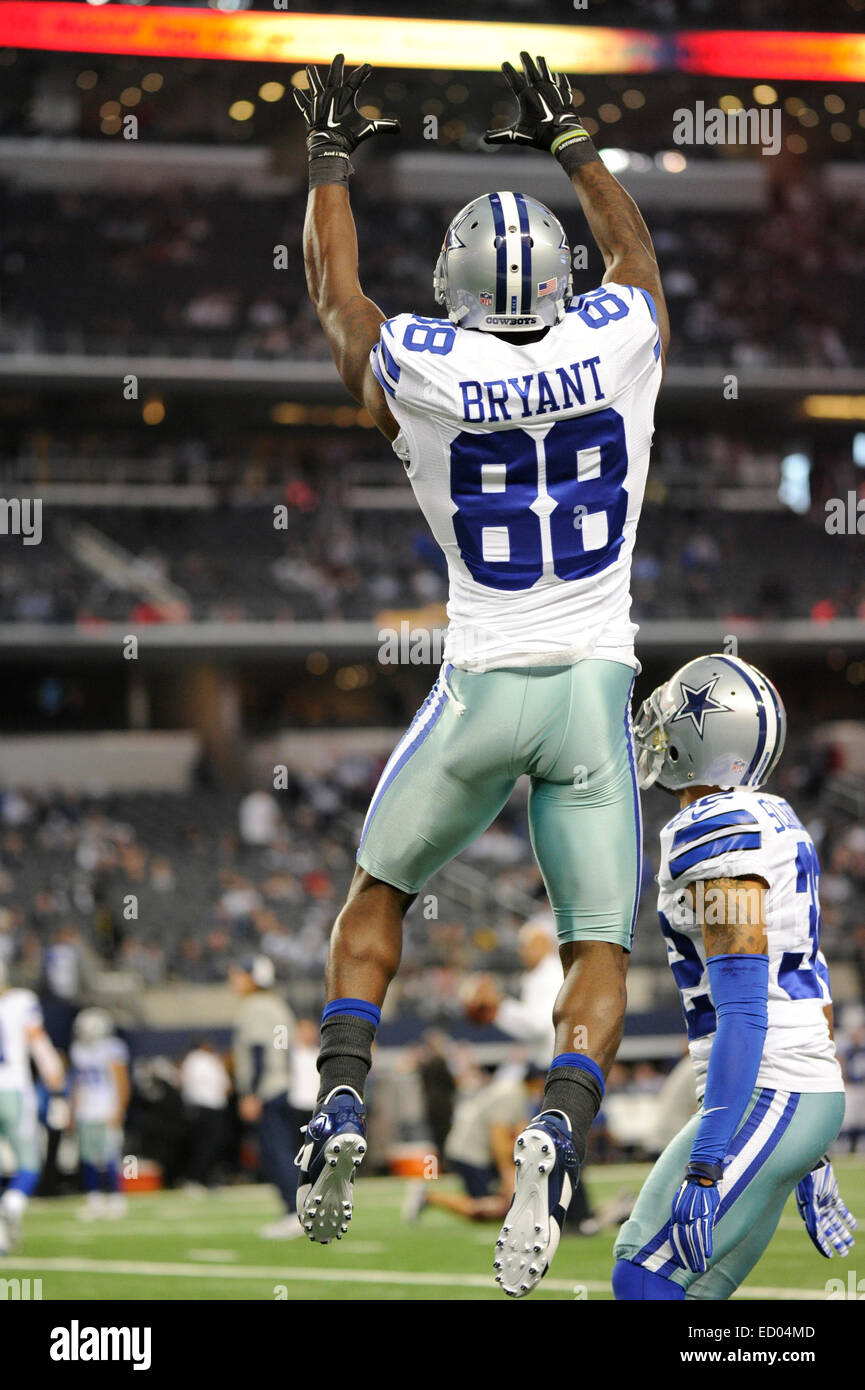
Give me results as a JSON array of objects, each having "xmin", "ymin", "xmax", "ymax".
[{"xmin": 671, "ymin": 677, "xmax": 731, "ymax": 738}]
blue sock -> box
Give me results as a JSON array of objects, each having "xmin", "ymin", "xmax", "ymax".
[
  {"xmin": 9, "ymin": 1169, "xmax": 40, "ymax": 1198},
  {"xmin": 106, "ymin": 1160, "xmax": 120, "ymax": 1193},
  {"xmin": 543, "ymin": 1053, "xmax": 605, "ymax": 1164},
  {"xmin": 321, "ymin": 997, "xmax": 382, "ymax": 1028},
  {"xmin": 317, "ymin": 997, "xmax": 382, "ymax": 1104},
  {"xmin": 612, "ymin": 1258, "xmax": 685, "ymax": 1300},
  {"xmin": 81, "ymin": 1162, "xmax": 101, "ymax": 1194}
]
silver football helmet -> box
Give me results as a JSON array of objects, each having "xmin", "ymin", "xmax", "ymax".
[
  {"xmin": 634, "ymin": 653, "xmax": 787, "ymax": 792},
  {"xmin": 73, "ymin": 1007, "xmax": 114, "ymax": 1043},
  {"xmin": 433, "ymin": 191, "xmax": 572, "ymax": 333}
]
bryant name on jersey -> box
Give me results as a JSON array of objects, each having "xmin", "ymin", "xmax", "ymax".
[{"xmin": 370, "ymin": 282, "xmax": 662, "ymax": 673}]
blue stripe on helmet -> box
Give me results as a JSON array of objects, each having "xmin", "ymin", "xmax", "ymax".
[
  {"xmin": 716, "ymin": 656, "xmax": 767, "ymax": 785},
  {"xmin": 514, "ymin": 192, "xmax": 532, "ymax": 315},
  {"xmin": 488, "ymin": 192, "xmax": 507, "ymax": 315}
]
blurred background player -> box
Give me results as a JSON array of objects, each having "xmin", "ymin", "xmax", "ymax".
[
  {"xmin": 463, "ymin": 913, "xmax": 598, "ymax": 1230},
  {"xmin": 292, "ymin": 51, "xmax": 668, "ymax": 1294},
  {"xmin": 405, "ymin": 1063, "xmax": 546, "ymax": 1225},
  {"xmin": 613, "ymin": 654, "xmax": 855, "ymax": 1300},
  {"xmin": 463, "ymin": 914, "xmax": 558, "ymax": 1063},
  {"xmin": 70, "ymin": 1006, "xmax": 130, "ymax": 1220},
  {"xmin": 0, "ymin": 959, "xmax": 64, "ymax": 1254},
  {"xmin": 230, "ymin": 954, "xmax": 301, "ymax": 1238},
  {"xmin": 180, "ymin": 1039, "xmax": 231, "ymax": 1191},
  {"xmin": 287, "ymin": 1017, "xmax": 321, "ymax": 1159}
]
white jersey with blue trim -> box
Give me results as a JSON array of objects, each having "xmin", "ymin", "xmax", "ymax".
[
  {"xmin": 657, "ymin": 789, "xmax": 842, "ymax": 1096},
  {"xmin": 0, "ymin": 988, "xmax": 42, "ymax": 1092},
  {"xmin": 71, "ymin": 1036, "xmax": 129, "ymax": 1123},
  {"xmin": 370, "ymin": 281, "xmax": 661, "ymax": 672}
]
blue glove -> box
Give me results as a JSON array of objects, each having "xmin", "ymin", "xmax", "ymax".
[
  {"xmin": 796, "ymin": 1158, "xmax": 857, "ymax": 1258},
  {"xmin": 671, "ymin": 1162, "xmax": 723, "ymax": 1273}
]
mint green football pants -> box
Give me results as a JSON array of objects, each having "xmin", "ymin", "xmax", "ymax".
[
  {"xmin": 614, "ymin": 1087, "xmax": 846, "ymax": 1298},
  {"xmin": 0, "ymin": 1087, "xmax": 41, "ymax": 1173},
  {"xmin": 357, "ymin": 659, "xmax": 641, "ymax": 949},
  {"xmin": 78, "ymin": 1121, "xmax": 123, "ymax": 1167}
]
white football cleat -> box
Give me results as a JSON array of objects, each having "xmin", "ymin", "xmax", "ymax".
[
  {"xmin": 494, "ymin": 1110, "xmax": 579, "ymax": 1298},
  {"xmin": 296, "ymin": 1086, "xmax": 367, "ymax": 1244}
]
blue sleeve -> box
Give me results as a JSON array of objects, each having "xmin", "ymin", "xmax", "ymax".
[{"xmin": 688, "ymin": 953, "xmax": 769, "ymax": 1169}]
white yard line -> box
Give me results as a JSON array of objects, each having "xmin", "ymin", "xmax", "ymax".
[{"xmin": 0, "ymin": 1256, "xmax": 824, "ymax": 1299}]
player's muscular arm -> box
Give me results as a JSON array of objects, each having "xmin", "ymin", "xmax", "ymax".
[
  {"xmin": 303, "ymin": 186, "xmax": 397, "ymax": 442},
  {"xmin": 690, "ymin": 875, "xmax": 769, "ymax": 956},
  {"xmin": 569, "ymin": 161, "xmax": 670, "ymax": 358},
  {"xmin": 486, "ymin": 53, "xmax": 669, "ymax": 360},
  {"xmin": 295, "ymin": 56, "xmax": 399, "ymax": 443}
]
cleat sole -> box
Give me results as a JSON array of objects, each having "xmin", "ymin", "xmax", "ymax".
[
  {"xmin": 493, "ymin": 1126, "xmax": 572, "ymax": 1299},
  {"xmin": 299, "ymin": 1133, "xmax": 367, "ymax": 1245}
]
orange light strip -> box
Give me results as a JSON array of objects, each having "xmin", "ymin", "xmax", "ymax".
[
  {"xmin": 2, "ymin": 6, "xmax": 864, "ymax": 82},
  {"xmin": 0, "ymin": 4, "xmax": 662, "ymax": 72},
  {"xmin": 680, "ymin": 29, "xmax": 865, "ymax": 82}
]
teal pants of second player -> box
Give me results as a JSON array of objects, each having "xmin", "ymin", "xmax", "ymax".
[
  {"xmin": 357, "ymin": 659, "xmax": 641, "ymax": 949},
  {"xmin": 0, "ymin": 1086, "xmax": 41, "ymax": 1173},
  {"xmin": 614, "ymin": 1087, "xmax": 846, "ymax": 1298}
]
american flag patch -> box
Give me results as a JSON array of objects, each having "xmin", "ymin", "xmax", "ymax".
[
  {"xmin": 537, "ymin": 278, "xmax": 557, "ymax": 297},
  {"xmin": 479, "ymin": 291, "xmax": 493, "ymax": 306}
]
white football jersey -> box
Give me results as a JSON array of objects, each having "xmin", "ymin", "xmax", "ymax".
[
  {"xmin": 71, "ymin": 1036, "xmax": 129, "ymax": 1124},
  {"xmin": 370, "ymin": 283, "xmax": 662, "ymax": 672},
  {"xmin": 657, "ymin": 790, "xmax": 843, "ymax": 1095},
  {"xmin": 0, "ymin": 988, "xmax": 42, "ymax": 1092}
]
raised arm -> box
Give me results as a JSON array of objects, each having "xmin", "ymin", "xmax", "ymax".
[
  {"xmin": 568, "ymin": 161, "xmax": 669, "ymax": 356},
  {"xmin": 294, "ymin": 55, "xmax": 400, "ymax": 441},
  {"xmin": 486, "ymin": 52, "xmax": 669, "ymax": 363}
]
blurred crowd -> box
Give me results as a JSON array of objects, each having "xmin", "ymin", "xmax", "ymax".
[
  {"xmin": 1, "ymin": 737, "xmax": 864, "ymax": 1011},
  {"xmin": 0, "ymin": 424, "xmax": 863, "ymax": 627},
  {"xmin": 2, "ymin": 181, "xmax": 864, "ymax": 367}
]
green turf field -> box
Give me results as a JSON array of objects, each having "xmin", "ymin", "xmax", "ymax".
[{"xmin": 3, "ymin": 1157, "xmax": 862, "ymax": 1301}]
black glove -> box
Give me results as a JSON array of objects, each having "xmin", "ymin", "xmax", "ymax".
[
  {"xmin": 293, "ymin": 53, "xmax": 400, "ymax": 187},
  {"xmin": 485, "ymin": 52, "xmax": 599, "ymax": 173}
]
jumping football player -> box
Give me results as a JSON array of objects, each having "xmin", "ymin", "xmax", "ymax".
[
  {"xmin": 614, "ymin": 653, "xmax": 854, "ymax": 1299},
  {"xmin": 0, "ymin": 959, "xmax": 64, "ymax": 1254},
  {"xmin": 70, "ymin": 1007, "xmax": 130, "ymax": 1219},
  {"xmin": 293, "ymin": 51, "xmax": 669, "ymax": 1295}
]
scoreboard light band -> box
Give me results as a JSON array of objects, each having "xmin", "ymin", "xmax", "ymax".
[
  {"xmin": 0, "ymin": 6, "xmax": 863, "ymax": 82},
  {"xmin": 0, "ymin": 5, "xmax": 662, "ymax": 72}
]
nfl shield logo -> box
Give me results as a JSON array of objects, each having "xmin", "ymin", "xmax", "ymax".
[{"xmin": 479, "ymin": 291, "xmax": 493, "ymax": 307}]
